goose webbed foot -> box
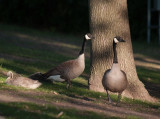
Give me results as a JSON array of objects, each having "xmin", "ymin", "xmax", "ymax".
[
  {"xmin": 108, "ymin": 95, "xmax": 112, "ymax": 104},
  {"xmin": 108, "ymin": 98, "xmax": 112, "ymax": 104}
]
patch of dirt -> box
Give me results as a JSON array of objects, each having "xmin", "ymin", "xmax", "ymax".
[
  {"xmin": 0, "ymin": 89, "xmax": 159, "ymax": 119},
  {"xmin": 0, "ymin": 116, "xmax": 5, "ymax": 119}
]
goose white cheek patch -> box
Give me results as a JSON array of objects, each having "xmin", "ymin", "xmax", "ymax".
[
  {"xmin": 114, "ymin": 38, "xmax": 119, "ymax": 43},
  {"xmin": 85, "ymin": 34, "xmax": 91, "ymax": 40}
]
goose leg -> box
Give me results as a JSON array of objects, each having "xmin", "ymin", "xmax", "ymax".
[
  {"xmin": 66, "ymin": 79, "xmax": 71, "ymax": 89},
  {"xmin": 116, "ymin": 92, "xmax": 122, "ymax": 105},
  {"xmin": 66, "ymin": 81, "xmax": 69, "ymax": 89},
  {"xmin": 68, "ymin": 80, "xmax": 72, "ymax": 88},
  {"xmin": 66, "ymin": 84, "xmax": 69, "ymax": 89},
  {"xmin": 106, "ymin": 90, "xmax": 112, "ymax": 103}
]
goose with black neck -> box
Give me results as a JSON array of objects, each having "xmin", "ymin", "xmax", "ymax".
[
  {"xmin": 102, "ymin": 36, "xmax": 128, "ymax": 105},
  {"xmin": 42, "ymin": 33, "xmax": 94, "ymax": 88}
]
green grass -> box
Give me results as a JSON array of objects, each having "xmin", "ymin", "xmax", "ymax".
[
  {"xmin": 0, "ymin": 75, "xmax": 117, "ymax": 103},
  {"xmin": 126, "ymin": 116, "xmax": 142, "ymax": 119},
  {"xmin": 122, "ymin": 97, "xmax": 160, "ymax": 109},
  {"xmin": 0, "ymin": 102, "xmax": 120, "ymax": 119},
  {"xmin": 0, "ymin": 25, "xmax": 91, "ymax": 74},
  {"xmin": 0, "ymin": 23, "xmax": 160, "ymax": 119},
  {"xmin": 132, "ymin": 41, "xmax": 160, "ymax": 60},
  {"xmin": 137, "ymin": 67, "xmax": 160, "ymax": 84}
]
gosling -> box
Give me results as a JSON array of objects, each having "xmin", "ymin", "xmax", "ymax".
[{"xmin": 6, "ymin": 71, "xmax": 41, "ymax": 89}]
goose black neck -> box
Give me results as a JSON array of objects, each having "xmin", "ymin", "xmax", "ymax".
[
  {"xmin": 113, "ymin": 42, "xmax": 118, "ymax": 63},
  {"xmin": 79, "ymin": 37, "xmax": 87, "ymax": 55}
]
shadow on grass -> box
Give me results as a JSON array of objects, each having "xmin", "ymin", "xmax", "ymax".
[
  {"xmin": 137, "ymin": 66, "xmax": 160, "ymax": 98},
  {"xmin": 0, "ymin": 102, "xmax": 56, "ymax": 119},
  {"xmin": 135, "ymin": 57, "xmax": 160, "ymax": 66},
  {"xmin": 0, "ymin": 47, "xmax": 90, "ymax": 76},
  {"xmin": 71, "ymin": 80, "xmax": 88, "ymax": 88},
  {"xmin": 39, "ymin": 81, "xmax": 107, "ymax": 101},
  {"xmin": 122, "ymin": 97, "xmax": 160, "ymax": 110},
  {"xmin": 132, "ymin": 42, "xmax": 160, "ymax": 60},
  {"xmin": 0, "ymin": 102, "xmax": 119, "ymax": 119}
]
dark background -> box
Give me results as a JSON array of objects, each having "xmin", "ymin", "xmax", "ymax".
[{"xmin": 0, "ymin": 0, "xmax": 158, "ymax": 41}]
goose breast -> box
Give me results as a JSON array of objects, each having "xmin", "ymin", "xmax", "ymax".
[{"xmin": 103, "ymin": 69, "xmax": 128, "ymax": 93}]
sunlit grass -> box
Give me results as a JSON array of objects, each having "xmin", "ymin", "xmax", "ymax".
[{"xmin": 126, "ymin": 116, "xmax": 142, "ymax": 119}]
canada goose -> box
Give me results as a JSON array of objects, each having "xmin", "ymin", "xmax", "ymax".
[
  {"xmin": 42, "ymin": 33, "xmax": 94, "ymax": 88},
  {"xmin": 102, "ymin": 36, "xmax": 128, "ymax": 105},
  {"xmin": 6, "ymin": 71, "xmax": 41, "ymax": 89}
]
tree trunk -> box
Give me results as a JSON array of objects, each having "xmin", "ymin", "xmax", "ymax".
[{"xmin": 89, "ymin": 0, "xmax": 155, "ymax": 102}]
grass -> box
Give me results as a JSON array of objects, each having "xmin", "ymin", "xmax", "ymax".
[
  {"xmin": 122, "ymin": 97, "xmax": 160, "ymax": 109},
  {"xmin": 137, "ymin": 67, "xmax": 160, "ymax": 84},
  {"xmin": 0, "ymin": 23, "xmax": 160, "ymax": 118},
  {"xmin": 0, "ymin": 102, "xmax": 121, "ymax": 119},
  {"xmin": 0, "ymin": 75, "xmax": 117, "ymax": 103},
  {"xmin": 132, "ymin": 41, "xmax": 160, "ymax": 60}
]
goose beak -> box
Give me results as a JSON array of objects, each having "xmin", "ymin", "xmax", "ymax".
[
  {"xmin": 120, "ymin": 39, "xmax": 125, "ymax": 42},
  {"xmin": 118, "ymin": 37, "xmax": 125, "ymax": 42}
]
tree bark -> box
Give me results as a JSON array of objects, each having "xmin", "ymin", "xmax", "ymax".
[{"xmin": 89, "ymin": 0, "xmax": 155, "ymax": 102}]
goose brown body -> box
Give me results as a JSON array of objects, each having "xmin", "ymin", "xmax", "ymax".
[{"xmin": 43, "ymin": 53, "xmax": 85, "ymax": 81}]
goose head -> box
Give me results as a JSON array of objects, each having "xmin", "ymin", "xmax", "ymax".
[
  {"xmin": 85, "ymin": 33, "xmax": 95, "ymax": 40},
  {"xmin": 7, "ymin": 71, "xmax": 13, "ymax": 78},
  {"xmin": 79, "ymin": 33, "xmax": 95, "ymax": 55},
  {"xmin": 113, "ymin": 36, "xmax": 125, "ymax": 44}
]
